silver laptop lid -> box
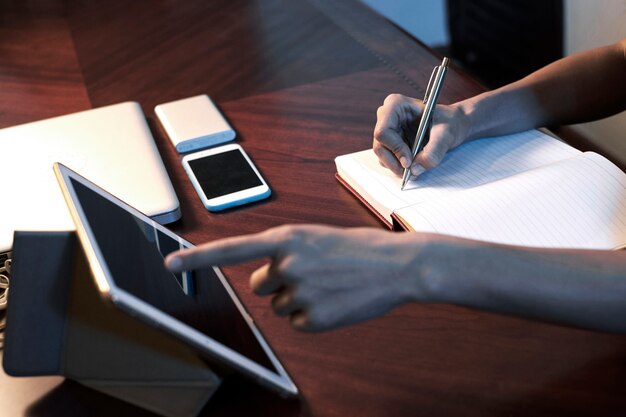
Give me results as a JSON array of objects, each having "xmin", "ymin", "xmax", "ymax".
[{"xmin": 0, "ymin": 102, "xmax": 180, "ymax": 253}]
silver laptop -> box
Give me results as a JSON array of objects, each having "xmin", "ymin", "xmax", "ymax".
[{"xmin": 0, "ymin": 102, "xmax": 181, "ymax": 255}]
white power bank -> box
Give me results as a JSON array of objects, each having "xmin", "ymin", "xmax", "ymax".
[{"xmin": 155, "ymin": 95, "xmax": 236, "ymax": 153}]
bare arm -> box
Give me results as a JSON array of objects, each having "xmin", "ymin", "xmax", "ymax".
[
  {"xmin": 166, "ymin": 225, "xmax": 626, "ymax": 333},
  {"xmin": 374, "ymin": 38, "xmax": 626, "ymax": 176},
  {"xmin": 422, "ymin": 236, "xmax": 626, "ymax": 333},
  {"xmin": 461, "ymin": 38, "xmax": 626, "ymax": 139}
]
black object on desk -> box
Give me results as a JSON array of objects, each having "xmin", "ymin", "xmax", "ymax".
[{"xmin": 3, "ymin": 231, "xmax": 220, "ymax": 417}]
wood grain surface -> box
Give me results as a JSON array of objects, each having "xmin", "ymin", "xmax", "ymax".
[{"xmin": 1, "ymin": 0, "xmax": 625, "ymax": 416}]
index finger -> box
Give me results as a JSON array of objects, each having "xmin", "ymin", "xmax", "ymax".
[{"xmin": 165, "ymin": 230, "xmax": 283, "ymax": 272}]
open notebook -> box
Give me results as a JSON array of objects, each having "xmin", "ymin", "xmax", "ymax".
[{"xmin": 335, "ymin": 130, "xmax": 626, "ymax": 249}]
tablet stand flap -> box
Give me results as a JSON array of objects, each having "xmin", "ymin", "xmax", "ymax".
[
  {"xmin": 64, "ymin": 239, "xmax": 221, "ymax": 417},
  {"xmin": 3, "ymin": 231, "xmax": 76, "ymax": 376},
  {"xmin": 4, "ymin": 231, "xmax": 221, "ymax": 417}
]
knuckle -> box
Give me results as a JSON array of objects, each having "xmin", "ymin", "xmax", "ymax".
[
  {"xmin": 303, "ymin": 308, "xmax": 326, "ymax": 332},
  {"xmin": 278, "ymin": 255, "xmax": 300, "ymax": 279},
  {"xmin": 420, "ymin": 152, "xmax": 442, "ymax": 169},
  {"xmin": 373, "ymin": 124, "xmax": 389, "ymax": 142},
  {"xmin": 372, "ymin": 142, "xmax": 385, "ymax": 157},
  {"xmin": 291, "ymin": 313, "xmax": 313, "ymax": 332},
  {"xmin": 271, "ymin": 292, "xmax": 290, "ymax": 315},
  {"xmin": 373, "ymin": 124, "xmax": 382, "ymax": 138},
  {"xmin": 374, "ymin": 132, "xmax": 403, "ymax": 155},
  {"xmin": 387, "ymin": 140, "xmax": 405, "ymax": 154},
  {"xmin": 270, "ymin": 293, "xmax": 281, "ymax": 310},
  {"xmin": 383, "ymin": 93, "xmax": 404, "ymax": 106}
]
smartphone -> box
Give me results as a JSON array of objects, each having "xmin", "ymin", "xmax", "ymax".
[{"xmin": 181, "ymin": 144, "xmax": 271, "ymax": 211}]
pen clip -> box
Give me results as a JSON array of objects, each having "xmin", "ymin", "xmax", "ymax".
[{"xmin": 423, "ymin": 66, "xmax": 439, "ymax": 104}]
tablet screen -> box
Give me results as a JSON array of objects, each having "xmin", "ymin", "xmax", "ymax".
[{"xmin": 70, "ymin": 177, "xmax": 279, "ymax": 374}]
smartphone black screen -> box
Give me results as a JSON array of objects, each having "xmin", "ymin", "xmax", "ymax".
[{"xmin": 187, "ymin": 149, "xmax": 262, "ymax": 199}]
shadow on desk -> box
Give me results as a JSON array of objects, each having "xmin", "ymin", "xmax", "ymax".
[
  {"xmin": 26, "ymin": 376, "xmax": 303, "ymax": 417},
  {"xmin": 493, "ymin": 349, "xmax": 626, "ymax": 415},
  {"xmin": 26, "ymin": 379, "xmax": 154, "ymax": 417}
]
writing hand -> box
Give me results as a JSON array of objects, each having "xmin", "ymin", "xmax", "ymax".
[
  {"xmin": 373, "ymin": 93, "xmax": 468, "ymax": 177},
  {"xmin": 165, "ymin": 225, "xmax": 428, "ymax": 332}
]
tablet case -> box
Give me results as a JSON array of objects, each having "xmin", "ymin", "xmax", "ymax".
[{"xmin": 3, "ymin": 231, "xmax": 221, "ymax": 417}]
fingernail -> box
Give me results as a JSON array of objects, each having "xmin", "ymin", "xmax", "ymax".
[
  {"xmin": 411, "ymin": 164, "xmax": 425, "ymax": 176},
  {"xmin": 168, "ymin": 256, "xmax": 182, "ymax": 271},
  {"xmin": 399, "ymin": 156, "xmax": 410, "ymax": 168}
]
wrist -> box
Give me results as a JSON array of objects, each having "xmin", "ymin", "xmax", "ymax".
[
  {"xmin": 453, "ymin": 85, "xmax": 543, "ymax": 141},
  {"xmin": 452, "ymin": 93, "xmax": 491, "ymax": 142},
  {"xmin": 404, "ymin": 233, "xmax": 462, "ymax": 303}
]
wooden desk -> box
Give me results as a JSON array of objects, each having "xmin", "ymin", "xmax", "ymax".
[{"xmin": 1, "ymin": 1, "xmax": 626, "ymax": 415}]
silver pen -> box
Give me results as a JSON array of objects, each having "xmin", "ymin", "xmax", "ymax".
[{"xmin": 401, "ymin": 57, "xmax": 449, "ymax": 190}]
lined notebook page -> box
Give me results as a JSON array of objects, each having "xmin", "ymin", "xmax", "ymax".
[
  {"xmin": 395, "ymin": 152, "xmax": 626, "ymax": 249},
  {"xmin": 335, "ymin": 130, "xmax": 580, "ymax": 223}
]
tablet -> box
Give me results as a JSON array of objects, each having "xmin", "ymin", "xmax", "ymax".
[{"xmin": 54, "ymin": 163, "xmax": 298, "ymax": 397}]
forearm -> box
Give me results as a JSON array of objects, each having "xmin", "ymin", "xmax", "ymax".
[
  {"xmin": 417, "ymin": 235, "xmax": 626, "ymax": 333},
  {"xmin": 454, "ymin": 39, "xmax": 626, "ymax": 141}
]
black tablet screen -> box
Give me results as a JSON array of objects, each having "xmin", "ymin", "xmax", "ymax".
[{"xmin": 71, "ymin": 177, "xmax": 278, "ymax": 373}]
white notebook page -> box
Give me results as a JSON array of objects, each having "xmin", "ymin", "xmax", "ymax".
[
  {"xmin": 335, "ymin": 130, "xmax": 580, "ymax": 222},
  {"xmin": 395, "ymin": 152, "xmax": 626, "ymax": 249}
]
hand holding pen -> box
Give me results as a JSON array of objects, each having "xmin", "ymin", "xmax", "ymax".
[{"xmin": 372, "ymin": 57, "xmax": 461, "ymax": 186}]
